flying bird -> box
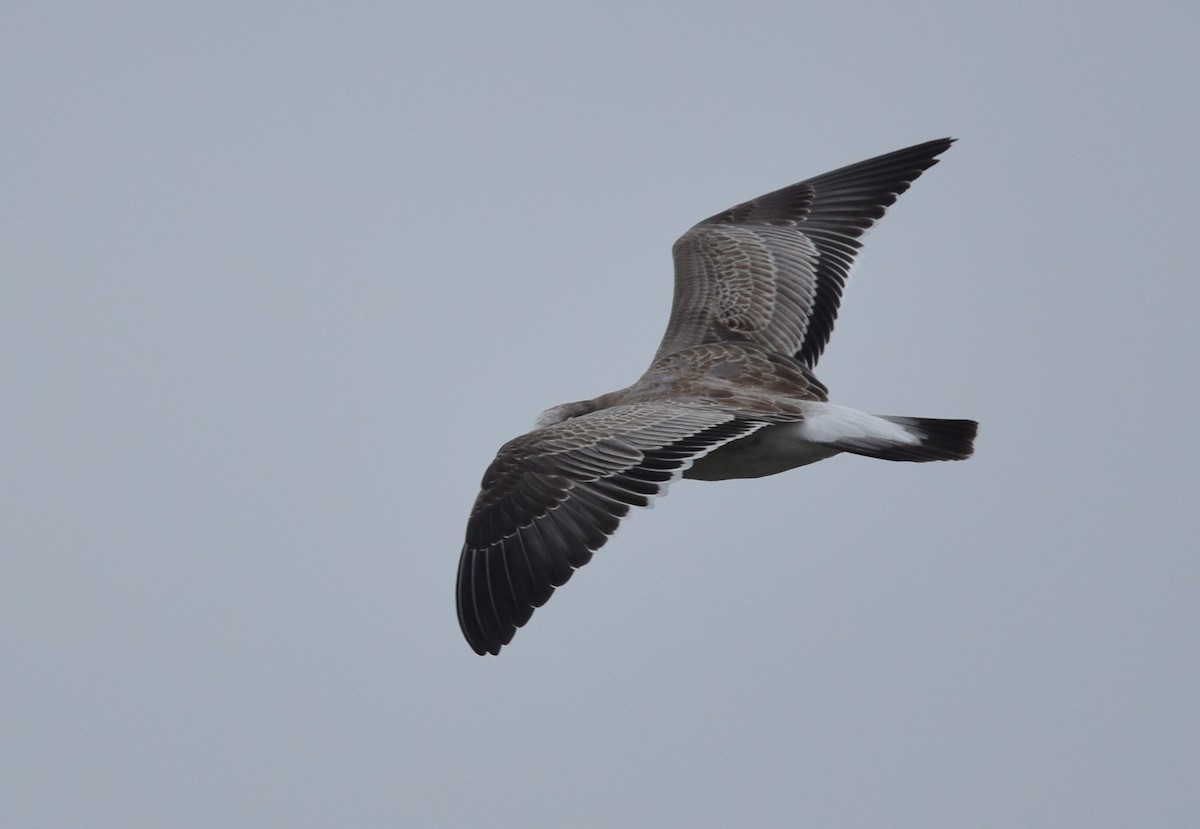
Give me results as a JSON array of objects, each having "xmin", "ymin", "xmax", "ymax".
[{"xmin": 457, "ymin": 138, "xmax": 977, "ymax": 655}]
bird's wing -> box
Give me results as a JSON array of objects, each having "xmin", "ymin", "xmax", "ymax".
[
  {"xmin": 457, "ymin": 402, "xmax": 767, "ymax": 655},
  {"xmin": 653, "ymin": 138, "xmax": 953, "ymax": 367}
]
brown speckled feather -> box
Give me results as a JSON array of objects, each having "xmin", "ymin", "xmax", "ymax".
[
  {"xmin": 458, "ymin": 402, "xmax": 770, "ymax": 655},
  {"xmin": 654, "ymin": 138, "xmax": 954, "ymax": 366}
]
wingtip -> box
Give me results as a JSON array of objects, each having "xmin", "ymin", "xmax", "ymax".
[
  {"xmin": 928, "ymin": 136, "xmax": 956, "ymax": 161},
  {"xmin": 911, "ymin": 136, "xmax": 956, "ymax": 162},
  {"xmin": 896, "ymin": 136, "xmax": 956, "ymax": 167}
]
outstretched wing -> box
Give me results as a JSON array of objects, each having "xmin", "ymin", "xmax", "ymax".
[
  {"xmin": 654, "ymin": 138, "xmax": 953, "ymax": 367},
  {"xmin": 457, "ymin": 403, "xmax": 766, "ymax": 655}
]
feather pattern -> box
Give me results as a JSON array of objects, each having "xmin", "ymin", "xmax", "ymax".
[
  {"xmin": 653, "ymin": 138, "xmax": 954, "ymax": 367},
  {"xmin": 458, "ymin": 403, "xmax": 768, "ymax": 655}
]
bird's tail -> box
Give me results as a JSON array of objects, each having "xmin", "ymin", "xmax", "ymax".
[{"xmin": 827, "ymin": 415, "xmax": 977, "ymax": 462}]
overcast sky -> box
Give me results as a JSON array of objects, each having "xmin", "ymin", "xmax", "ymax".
[{"xmin": 4, "ymin": 2, "xmax": 1198, "ymax": 827}]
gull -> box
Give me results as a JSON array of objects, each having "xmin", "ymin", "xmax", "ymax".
[{"xmin": 456, "ymin": 138, "xmax": 977, "ymax": 655}]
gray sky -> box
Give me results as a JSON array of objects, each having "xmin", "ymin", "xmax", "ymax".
[{"xmin": 4, "ymin": 2, "xmax": 1198, "ymax": 827}]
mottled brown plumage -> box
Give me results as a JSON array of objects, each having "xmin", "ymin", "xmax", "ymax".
[{"xmin": 457, "ymin": 138, "xmax": 977, "ymax": 655}]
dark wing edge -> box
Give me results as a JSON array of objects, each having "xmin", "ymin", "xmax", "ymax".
[
  {"xmin": 660, "ymin": 138, "xmax": 954, "ymax": 367},
  {"xmin": 780, "ymin": 137, "xmax": 954, "ymax": 367},
  {"xmin": 456, "ymin": 407, "xmax": 765, "ymax": 655}
]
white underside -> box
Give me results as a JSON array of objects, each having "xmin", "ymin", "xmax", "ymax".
[{"xmin": 683, "ymin": 402, "xmax": 920, "ymax": 480}]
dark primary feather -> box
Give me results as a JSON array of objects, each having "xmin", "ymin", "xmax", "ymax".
[
  {"xmin": 655, "ymin": 138, "xmax": 954, "ymax": 367},
  {"xmin": 457, "ymin": 404, "xmax": 765, "ymax": 655}
]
